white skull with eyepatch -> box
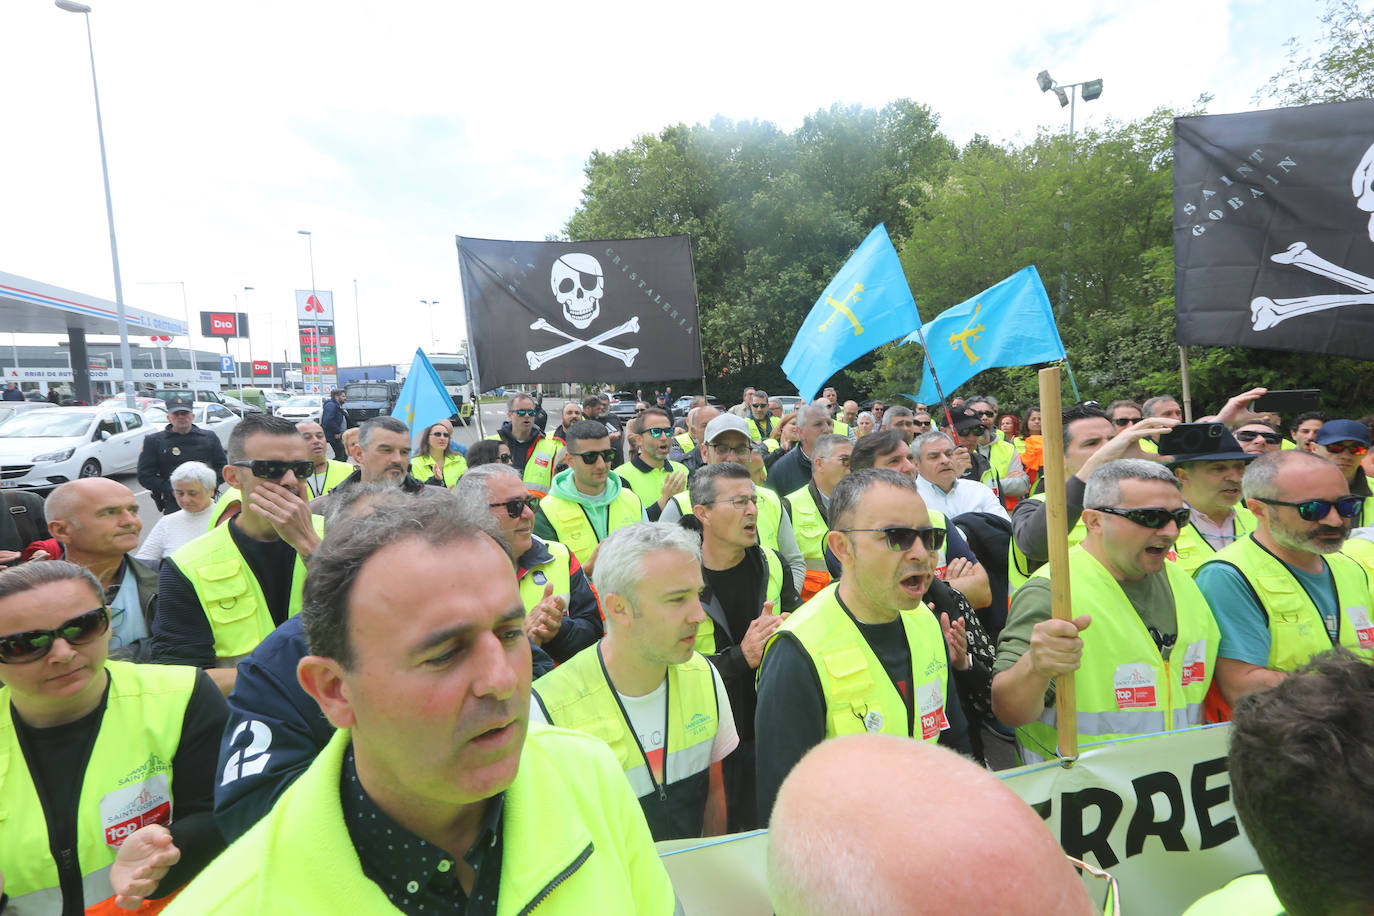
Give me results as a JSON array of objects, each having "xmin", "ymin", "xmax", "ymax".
[{"xmin": 550, "ymin": 254, "xmax": 604, "ymax": 329}]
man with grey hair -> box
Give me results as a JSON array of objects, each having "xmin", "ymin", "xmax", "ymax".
[
  {"xmin": 767, "ymin": 402, "xmax": 832, "ymax": 496},
  {"xmin": 484, "ymin": 390, "xmax": 563, "ymax": 496},
  {"xmin": 1196, "ymin": 450, "xmax": 1373, "ymax": 707},
  {"xmin": 993, "ymin": 459, "xmax": 1220, "ymax": 762},
  {"xmin": 455, "ymin": 464, "xmax": 601, "ymax": 663},
  {"xmin": 966, "ymin": 395, "xmax": 1029, "ymax": 501},
  {"xmin": 312, "ymin": 416, "xmax": 426, "ymax": 514},
  {"xmin": 1143, "ymin": 395, "xmax": 1184, "ymax": 421},
  {"xmin": 882, "ymin": 405, "xmax": 917, "ymax": 443},
  {"xmin": 179, "ymin": 495, "xmax": 679, "ymax": 913},
  {"xmin": 729, "ymin": 385, "xmax": 756, "ymax": 418},
  {"xmin": 746, "ymin": 389, "xmax": 777, "ymax": 443},
  {"xmin": 531, "ymin": 522, "xmax": 738, "ymax": 841},
  {"xmin": 912, "ymin": 430, "xmax": 1009, "ymax": 521}
]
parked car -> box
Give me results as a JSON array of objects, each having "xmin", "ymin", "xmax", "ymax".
[
  {"xmin": 275, "ymin": 395, "xmax": 324, "ymax": 424},
  {"xmin": 0, "ymin": 401, "xmax": 57, "ymax": 429},
  {"xmin": 672, "ymin": 394, "xmax": 723, "ymax": 415},
  {"xmin": 142, "ymin": 402, "xmax": 241, "ymax": 448},
  {"xmin": 0, "ymin": 406, "xmax": 154, "ymax": 492},
  {"xmin": 99, "ymin": 396, "xmax": 167, "ymax": 412},
  {"xmin": 259, "ymin": 389, "xmax": 295, "ymax": 414},
  {"xmin": 607, "ymin": 391, "xmax": 640, "ymax": 422},
  {"xmin": 219, "ymin": 393, "xmax": 264, "ymax": 416},
  {"xmin": 342, "ymin": 381, "xmax": 400, "ymax": 425}
]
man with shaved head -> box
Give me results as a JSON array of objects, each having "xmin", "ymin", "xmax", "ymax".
[
  {"xmin": 768, "ymin": 735, "xmax": 1097, "ymax": 916},
  {"xmin": 46, "ymin": 477, "xmax": 159, "ymax": 659},
  {"xmin": 669, "ymin": 405, "xmax": 718, "ymax": 472},
  {"xmin": 295, "ymin": 420, "xmax": 354, "ymax": 499},
  {"xmin": 766, "ymin": 402, "xmax": 833, "ymax": 496}
]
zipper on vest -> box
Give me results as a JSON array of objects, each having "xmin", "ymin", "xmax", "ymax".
[{"xmin": 516, "ymin": 841, "xmax": 593, "ymax": 915}]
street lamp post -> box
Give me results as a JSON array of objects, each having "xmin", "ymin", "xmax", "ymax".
[
  {"xmin": 243, "ymin": 286, "xmax": 255, "ymax": 385},
  {"xmin": 56, "ymin": 0, "xmax": 135, "ymax": 409},
  {"xmin": 1036, "ymin": 69, "xmax": 1103, "ymax": 320},
  {"xmin": 298, "ymin": 230, "xmax": 322, "ymax": 393},
  {"xmin": 421, "ymin": 300, "xmax": 438, "ymax": 352}
]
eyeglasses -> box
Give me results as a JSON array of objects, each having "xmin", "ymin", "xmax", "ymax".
[
  {"xmin": 644, "ymin": 427, "xmax": 673, "ymax": 439},
  {"xmin": 570, "ymin": 449, "xmax": 617, "ymax": 465},
  {"xmin": 975, "ymin": 410, "xmax": 996, "ymax": 418},
  {"xmin": 1112, "ymin": 416, "xmax": 1142, "ymax": 427},
  {"xmin": 709, "ymin": 442, "xmax": 751, "ymax": 458},
  {"xmin": 1234, "ymin": 430, "xmax": 1281, "ymax": 444},
  {"xmin": 836, "ymin": 526, "xmax": 946, "ymax": 552},
  {"xmin": 0, "ymin": 607, "xmax": 109, "ymax": 665},
  {"xmin": 751, "ymin": 402, "xmax": 769, "ymax": 410},
  {"xmin": 1091, "ymin": 506, "xmax": 1191, "ymax": 529},
  {"xmin": 498, "ymin": 454, "xmax": 513, "ymax": 464},
  {"xmin": 1256, "ymin": 496, "xmax": 1363, "ymax": 522},
  {"xmin": 488, "ymin": 496, "xmax": 539, "ymax": 519},
  {"xmin": 1322, "ymin": 442, "xmax": 1369, "ymax": 456},
  {"xmin": 511, "ymin": 409, "xmax": 537, "ymax": 417},
  {"xmin": 709, "ymin": 495, "xmax": 757, "ymax": 509},
  {"xmin": 913, "ymin": 420, "xmax": 932, "ymax": 428},
  {"xmin": 231, "ymin": 460, "xmax": 315, "ymax": 480},
  {"xmin": 429, "ymin": 430, "xmax": 451, "ymax": 438}
]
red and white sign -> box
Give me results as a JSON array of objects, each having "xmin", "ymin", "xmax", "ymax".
[
  {"xmin": 100, "ymin": 774, "xmax": 172, "ymax": 848},
  {"xmin": 149, "ymin": 335, "xmax": 173, "ymax": 348},
  {"xmin": 917, "ymin": 680, "xmax": 949, "ymax": 739},
  {"xmin": 1180, "ymin": 640, "xmax": 1208, "ymax": 686},
  {"xmin": 294, "ymin": 289, "xmax": 335, "ymax": 322},
  {"xmin": 252, "ymin": 360, "xmax": 271, "ymax": 376},
  {"xmin": 1114, "ymin": 663, "xmax": 1158, "ymax": 709},
  {"xmin": 210, "ymin": 313, "xmax": 237, "ymax": 335}
]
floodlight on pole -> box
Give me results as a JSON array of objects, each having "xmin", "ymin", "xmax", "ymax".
[{"xmin": 56, "ymin": 0, "xmax": 135, "ymax": 408}]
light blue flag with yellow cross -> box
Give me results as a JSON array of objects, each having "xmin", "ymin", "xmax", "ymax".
[
  {"xmin": 902, "ymin": 265, "xmax": 1066, "ymax": 404},
  {"xmin": 392, "ymin": 348, "xmax": 457, "ymax": 446},
  {"xmin": 781, "ymin": 224, "xmax": 922, "ymax": 402}
]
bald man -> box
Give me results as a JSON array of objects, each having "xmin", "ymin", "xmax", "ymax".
[
  {"xmin": 46, "ymin": 477, "xmax": 159, "ymax": 659},
  {"xmin": 768, "ymin": 735, "xmax": 1097, "ymax": 916},
  {"xmin": 669, "ymin": 405, "xmax": 720, "ymax": 472}
]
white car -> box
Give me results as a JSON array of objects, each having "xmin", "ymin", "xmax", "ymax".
[
  {"xmin": 0, "ymin": 406, "xmax": 154, "ymax": 492},
  {"xmin": 274, "ymin": 395, "xmax": 323, "ymax": 424},
  {"xmin": 0, "ymin": 401, "xmax": 57, "ymax": 429},
  {"xmin": 142, "ymin": 402, "xmax": 241, "ymax": 448}
]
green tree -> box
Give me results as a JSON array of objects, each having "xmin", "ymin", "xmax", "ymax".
[{"xmin": 1261, "ymin": 0, "xmax": 1374, "ymax": 104}]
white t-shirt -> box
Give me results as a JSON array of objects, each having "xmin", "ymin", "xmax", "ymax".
[{"xmin": 531, "ymin": 660, "xmax": 739, "ymax": 786}]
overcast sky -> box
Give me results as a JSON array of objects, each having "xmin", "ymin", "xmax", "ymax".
[{"xmin": 0, "ymin": 0, "xmax": 1345, "ymax": 370}]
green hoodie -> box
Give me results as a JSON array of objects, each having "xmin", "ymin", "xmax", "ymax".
[{"xmin": 534, "ymin": 466, "xmax": 627, "ymax": 542}]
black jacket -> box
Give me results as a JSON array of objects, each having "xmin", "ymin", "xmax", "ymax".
[
  {"xmin": 137, "ymin": 425, "xmax": 228, "ymax": 510},
  {"xmin": 0, "ymin": 490, "xmax": 46, "ymax": 566}
]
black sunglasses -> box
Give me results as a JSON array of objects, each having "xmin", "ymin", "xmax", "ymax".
[
  {"xmin": 1112, "ymin": 416, "xmax": 1141, "ymax": 427},
  {"xmin": 488, "ymin": 496, "xmax": 539, "ymax": 519},
  {"xmin": 1256, "ymin": 496, "xmax": 1362, "ymax": 522},
  {"xmin": 498, "ymin": 454, "xmax": 513, "ymax": 464},
  {"xmin": 232, "ymin": 459, "xmax": 315, "ymax": 480},
  {"xmin": 0, "ymin": 607, "xmax": 109, "ymax": 664},
  {"xmin": 837, "ymin": 526, "xmax": 946, "ymax": 552},
  {"xmin": 429, "ymin": 429, "xmax": 451, "ymax": 438},
  {"xmin": 570, "ymin": 449, "xmax": 617, "ymax": 465},
  {"xmin": 1234, "ymin": 430, "xmax": 1281, "ymax": 444},
  {"xmin": 975, "ymin": 410, "xmax": 996, "ymax": 418},
  {"xmin": 1092, "ymin": 506, "xmax": 1191, "ymax": 529}
]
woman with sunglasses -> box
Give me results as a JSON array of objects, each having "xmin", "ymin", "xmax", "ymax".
[
  {"xmin": 410, "ymin": 420, "xmax": 468, "ymax": 489},
  {"xmin": 0, "ymin": 561, "xmax": 229, "ymax": 913},
  {"xmin": 464, "ymin": 438, "xmax": 514, "ymax": 468}
]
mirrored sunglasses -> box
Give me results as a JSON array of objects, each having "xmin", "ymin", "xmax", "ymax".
[
  {"xmin": 1257, "ymin": 496, "xmax": 1362, "ymax": 522},
  {"xmin": 0, "ymin": 607, "xmax": 109, "ymax": 664}
]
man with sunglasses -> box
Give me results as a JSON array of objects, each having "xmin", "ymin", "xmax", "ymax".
[
  {"xmin": 1105, "ymin": 400, "xmax": 1143, "ymax": 438},
  {"xmin": 455, "ymin": 465, "xmax": 602, "ymax": 663},
  {"xmin": 484, "ymin": 391, "xmax": 564, "ymax": 497},
  {"xmin": 746, "ymin": 389, "xmax": 776, "ymax": 443},
  {"xmin": 153, "ymin": 414, "xmax": 325, "ymax": 693},
  {"xmin": 1164, "ymin": 425, "xmax": 1259, "ymax": 574},
  {"xmin": 532, "ymin": 420, "xmax": 646, "ymax": 570},
  {"xmin": 617, "ymin": 407, "xmax": 689, "ymax": 522},
  {"xmin": 0, "ymin": 561, "xmax": 228, "ymax": 913},
  {"xmin": 1196, "ymin": 451, "xmax": 1373, "ymax": 706},
  {"xmin": 1311, "ymin": 419, "xmax": 1374, "ymax": 527},
  {"xmin": 994, "ymin": 460, "xmax": 1220, "ymax": 763},
  {"xmin": 1232, "ymin": 420, "xmax": 1286, "ymax": 456},
  {"xmin": 755, "ymin": 469, "xmax": 970, "ymax": 821}
]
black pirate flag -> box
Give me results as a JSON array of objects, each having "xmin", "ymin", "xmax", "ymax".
[
  {"xmin": 1173, "ymin": 99, "xmax": 1374, "ymax": 360},
  {"xmin": 457, "ymin": 235, "xmax": 703, "ymax": 386}
]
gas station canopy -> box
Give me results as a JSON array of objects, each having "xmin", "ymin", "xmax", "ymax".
[{"xmin": 0, "ymin": 271, "xmax": 187, "ymax": 336}]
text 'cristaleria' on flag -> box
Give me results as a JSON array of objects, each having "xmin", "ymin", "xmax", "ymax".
[{"xmin": 781, "ymin": 224, "xmax": 922, "ymax": 403}]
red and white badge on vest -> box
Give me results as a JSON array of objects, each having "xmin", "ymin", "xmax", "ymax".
[
  {"xmin": 100, "ymin": 773, "xmax": 172, "ymax": 848},
  {"xmin": 534, "ymin": 453, "xmax": 551, "ymax": 468},
  {"xmin": 1113, "ymin": 663, "xmax": 1158, "ymax": 709},
  {"xmin": 917, "ymin": 680, "xmax": 949, "ymax": 739},
  {"xmin": 1180, "ymin": 640, "xmax": 1208, "ymax": 686},
  {"xmin": 1349, "ymin": 605, "xmax": 1374, "ymax": 648}
]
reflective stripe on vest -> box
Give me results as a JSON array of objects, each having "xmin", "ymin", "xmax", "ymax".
[
  {"xmin": 766, "ymin": 583, "xmax": 948, "ymax": 741},
  {"xmin": 617, "ymin": 460, "xmax": 683, "ymax": 510},
  {"xmin": 1007, "ymin": 492, "xmax": 1087, "ymax": 594},
  {"xmin": 0, "ymin": 662, "xmax": 195, "ymax": 912},
  {"xmin": 539, "ymin": 488, "xmax": 642, "ymax": 566},
  {"xmin": 674, "ymin": 485, "xmax": 782, "ymax": 553},
  {"xmin": 409, "ymin": 453, "xmax": 467, "ymax": 488},
  {"xmin": 695, "ymin": 549, "xmax": 783, "ymax": 656},
  {"xmin": 532, "ymin": 647, "xmax": 718, "ymax": 840},
  {"xmin": 1016, "ymin": 547, "xmax": 1220, "ymax": 763},
  {"xmin": 485, "ymin": 434, "xmax": 561, "ymax": 495},
  {"xmin": 519, "ymin": 540, "xmax": 573, "ymax": 618},
  {"xmin": 1171, "ymin": 506, "xmax": 1257, "ymax": 575},
  {"xmin": 171, "ymin": 516, "xmax": 325, "ymax": 662},
  {"xmin": 784, "ymin": 485, "xmax": 828, "ymax": 563},
  {"xmin": 1199, "ymin": 534, "xmax": 1374, "ymax": 670}
]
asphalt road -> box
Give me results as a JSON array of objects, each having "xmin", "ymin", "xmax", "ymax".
[{"xmin": 116, "ymin": 399, "xmax": 574, "ymax": 548}]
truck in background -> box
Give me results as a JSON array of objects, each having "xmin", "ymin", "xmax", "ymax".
[
  {"xmin": 336, "ymin": 364, "xmax": 399, "ymax": 387},
  {"xmin": 423, "ymin": 352, "xmax": 475, "ymax": 425}
]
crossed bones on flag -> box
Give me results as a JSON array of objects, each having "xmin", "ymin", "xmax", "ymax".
[{"xmin": 525, "ymin": 317, "xmax": 640, "ymax": 370}]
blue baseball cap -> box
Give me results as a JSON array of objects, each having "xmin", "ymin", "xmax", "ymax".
[{"xmin": 1314, "ymin": 419, "xmax": 1371, "ymax": 447}]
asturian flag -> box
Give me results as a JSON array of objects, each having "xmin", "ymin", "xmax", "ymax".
[
  {"xmin": 903, "ymin": 266, "xmax": 1066, "ymax": 404},
  {"xmin": 781, "ymin": 224, "xmax": 922, "ymax": 402},
  {"xmin": 392, "ymin": 349, "xmax": 457, "ymax": 445}
]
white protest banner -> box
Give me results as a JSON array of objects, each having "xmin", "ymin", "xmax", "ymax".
[{"xmin": 656, "ymin": 725, "xmax": 1258, "ymax": 916}]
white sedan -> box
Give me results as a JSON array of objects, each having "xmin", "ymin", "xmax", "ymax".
[
  {"xmin": 275, "ymin": 395, "xmax": 323, "ymax": 424},
  {"xmin": 143, "ymin": 402, "xmax": 241, "ymax": 448},
  {"xmin": 0, "ymin": 406, "xmax": 154, "ymax": 492}
]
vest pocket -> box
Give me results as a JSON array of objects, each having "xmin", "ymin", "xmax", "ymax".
[{"xmin": 197, "ymin": 561, "xmax": 253, "ymax": 620}]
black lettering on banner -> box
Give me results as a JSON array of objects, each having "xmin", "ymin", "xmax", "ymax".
[
  {"xmin": 1125, "ymin": 771, "xmax": 1189, "ymax": 857},
  {"xmin": 1060, "ymin": 787, "xmax": 1124, "ymax": 868},
  {"xmin": 1191, "ymin": 755, "xmax": 1239, "ymax": 850}
]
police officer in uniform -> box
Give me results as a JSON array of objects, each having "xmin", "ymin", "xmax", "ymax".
[{"xmin": 137, "ymin": 393, "xmax": 228, "ymax": 514}]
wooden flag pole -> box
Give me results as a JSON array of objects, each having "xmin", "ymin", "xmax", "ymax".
[{"xmin": 1037, "ymin": 366, "xmax": 1077, "ymax": 763}]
